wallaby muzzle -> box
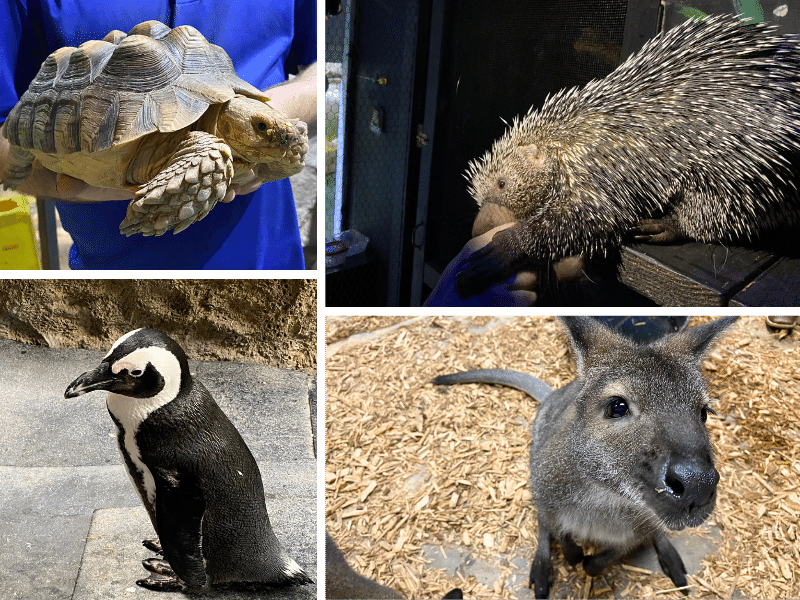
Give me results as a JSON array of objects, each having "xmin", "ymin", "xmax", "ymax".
[{"xmin": 652, "ymin": 454, "xmax": 719, "ymax": 529}]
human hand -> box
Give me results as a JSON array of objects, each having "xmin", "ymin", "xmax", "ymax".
[
  {"xmin": 264, "ymin": 63, "xmax": 317, "ymax": 135},
  {"xmin": 12, "ymin": 161, "xmax": 135, "ymax": 202},
  {"xmin": 223, "ymin": 161, "xmax": 291, "ymax": 202},
  {"xmin": 424, "ymin": 224, "xmax": 538, "ymax": 307},
  {"xmin": 0, "ymin": 127, "xmax": 133, "ymax": 202}
]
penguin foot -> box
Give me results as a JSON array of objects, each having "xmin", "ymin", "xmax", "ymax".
[
  {"xmin": 142, "ymin": 557, "xmax": 176, "ymax": 576},
  {"xmin": 143, "ymin": 538, "xmax": 163, "ymax": 554},
  {"xmin": 136, "ymin": 572, "xmax": 187, "ymax": 591}
]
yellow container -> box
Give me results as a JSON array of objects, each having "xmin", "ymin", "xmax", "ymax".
[{"xmin": 0, "ymin": 194, "xmax": 41, "ymax": 269}]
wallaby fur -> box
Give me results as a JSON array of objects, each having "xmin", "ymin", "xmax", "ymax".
[
  {"xmin": 325, "ymin": 533, "xmax": 403, "ymax": 599},
  {"xmin": 434, "ymin": 316, "xmax": 737, "ymax": 598},
  {"xmin": 325, "ymin": 533, "xmax": 462, "ymax": 600}
]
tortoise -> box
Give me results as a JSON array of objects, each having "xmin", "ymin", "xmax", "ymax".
[{"xmin": 1, "ymin": 20, "xmax": 308, "ymax": 236}]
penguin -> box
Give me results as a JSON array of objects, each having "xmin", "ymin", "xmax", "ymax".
[{"xmin": 64, "ymin": 327, "xmax": 313, "ymax": 591}]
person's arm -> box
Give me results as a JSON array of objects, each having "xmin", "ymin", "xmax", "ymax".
[
  {"xmin": 0, "ymin": 123, "xmax": 135, "ymax": 202},
  {"xmin": 265, "ymin": 62, "xmax": 317, "ymax": 136},
  {"xmin": 424, "ymin": 223, "xmax": 538, "ymax": 307}
]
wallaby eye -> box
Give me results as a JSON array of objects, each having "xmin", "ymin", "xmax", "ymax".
[
  {"xmin": 604, "ymin": 396, "xmax": 629, "ymax": 419},
  {"xmin": 701, "ymin": 405, "xmax": 716, "ymax": 423}
]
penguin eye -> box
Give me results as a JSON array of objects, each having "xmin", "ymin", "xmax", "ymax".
[{"xmin": 129, "ymin": 368, "xmax": 144, "ymax": 378}]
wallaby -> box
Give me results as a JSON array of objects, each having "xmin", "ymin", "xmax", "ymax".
[
  {"xmin": 326, "ymin": 533, "xmax": 463, "ymax": 600},
  {"xmin": 433, "ymin": 316, "xmax": 737, "ymax": 598}
]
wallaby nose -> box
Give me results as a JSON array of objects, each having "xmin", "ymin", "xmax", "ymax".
[{"xmin": 662, "ymin": 458, "xmax": 719, "ymax": 510}]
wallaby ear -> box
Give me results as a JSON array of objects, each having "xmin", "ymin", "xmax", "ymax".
[
  {"xmin": 658, "ymin": 316, "xmax": 738, "ymax": 364},
  {"xmin": 559, "ymin": 316, "xmax": 621, "ymax": 377}
]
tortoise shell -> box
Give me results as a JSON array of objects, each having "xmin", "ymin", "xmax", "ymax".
[{"xmin": 4, "ymin": 20, "xmax": 267, "ymax": 156}]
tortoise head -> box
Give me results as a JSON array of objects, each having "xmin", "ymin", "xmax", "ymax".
[{"xmin": 216, "ymin": 95, "xmax": 308, "ymax": 165}]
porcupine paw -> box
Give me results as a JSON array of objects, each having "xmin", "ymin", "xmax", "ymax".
[
  {"xmin": 630, "ymin": 218, "xmax": 688, "ymax": 244},
  {"xmin": 455, "ymin": 241, "xmax": 520, "ymax": 298}
]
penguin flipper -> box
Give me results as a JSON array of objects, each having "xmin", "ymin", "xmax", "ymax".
[{"xmin": 152, "ymin": 466, "xmax": 209, "ymax": 589}]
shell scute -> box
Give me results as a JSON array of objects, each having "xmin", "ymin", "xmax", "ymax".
[{"xmin": 6, "ymin": 21, "xmax": 253, "ymax": 155}]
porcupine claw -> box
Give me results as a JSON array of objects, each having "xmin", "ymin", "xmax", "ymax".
[
  {"xmin": 456, "ymin": 240, "xmax": 521, "ymax": 298},
  {"xmin": 629, "ymin": 218, "xmax": 687, "ymax": 244}
]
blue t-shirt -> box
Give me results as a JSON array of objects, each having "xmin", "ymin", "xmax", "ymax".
[{"xmin": 1, "ymin": 0, "xmax": 315, "ymax": 269}]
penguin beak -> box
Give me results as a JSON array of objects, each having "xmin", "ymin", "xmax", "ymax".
[{"xmin": 65, "ymin": 362, "xmax": 115, "ymax": 398}]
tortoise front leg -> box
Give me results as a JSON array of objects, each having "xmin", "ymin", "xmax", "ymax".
[{"xmin": 120, "ymin": 131, "xmax": 234, "ymax": 236}]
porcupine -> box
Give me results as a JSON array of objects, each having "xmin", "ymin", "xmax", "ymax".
[{"xmin": 456, "ymin": 14, "xmax": 800, "ymax": 298}]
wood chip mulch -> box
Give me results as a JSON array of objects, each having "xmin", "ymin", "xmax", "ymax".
[{"xmin": 326, "ymin": 316, "xmax": 800, "ymax": 599}]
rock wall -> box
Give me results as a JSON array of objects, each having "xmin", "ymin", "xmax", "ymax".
[{"xmin": 0, "ymin": 279, "xmax": 316, "ymax": 371}]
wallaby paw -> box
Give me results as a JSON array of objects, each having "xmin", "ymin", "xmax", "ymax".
[
  {"xmin": 560, "ymin": 534, "xmax": 585, "ymax": 566},
  {"xmin": 529, "ymin": 556, "xmax": 552, "ymax": 599},
  {"xmin": 654, "ymin": 534, "xmax": 688, "ymax": 593},
  {"xmin": 582, "ymin": 548, "xmax": 619, "ymax": 577}
]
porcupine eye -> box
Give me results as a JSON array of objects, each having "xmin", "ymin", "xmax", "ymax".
[{"xmin": 498, "ymin": 178, "xmax": 506, "ymax": 189}]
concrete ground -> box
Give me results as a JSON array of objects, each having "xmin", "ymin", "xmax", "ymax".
[
  {"xmin": 0, "ymin": 338, "xmax": 317, "ymax": 599},
  {"xmin": 419, "ymin": 528, "xmax": 721, "ymax": 599}
]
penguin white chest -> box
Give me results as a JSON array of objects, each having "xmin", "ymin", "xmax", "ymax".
[
  {"xmin": 106, "ymin": 392, "xmax": 166, "ymax": 508},
  {"xmin": 104, "ymin": 346, "xmax": 182, "ymax": 510}
]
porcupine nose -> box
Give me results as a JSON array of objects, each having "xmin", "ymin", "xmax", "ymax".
[{"xmin": 472, "ymin": 203, "xmax": 516, "ymax": 237}]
